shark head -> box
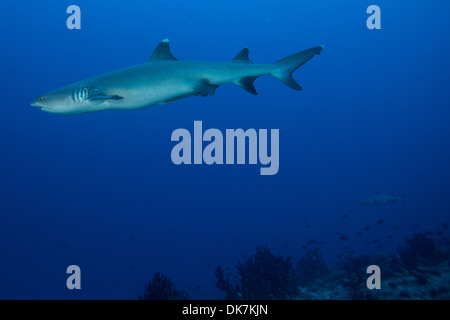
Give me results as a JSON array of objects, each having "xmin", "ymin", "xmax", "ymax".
[{"xmin": 31, "ymin": 85, "xmax": 123, "ymax": 114}]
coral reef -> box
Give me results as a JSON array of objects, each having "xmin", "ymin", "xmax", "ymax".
[
  {"xmin": 294, "ymin": 235, "xmax": 450, "ymax": 300},
  {"xmin": 216, "ymin": 245, "xmax": 299, "ymax": 299},
  {"xmin": 296, "ymin": 248, "xmax": 329, "ymax": 287},
  {"xmin": 398, "ymin": 233, "xmax": 445, "ymax": 270},
  {"xmin": 215, "ymin": 236, "xmax": 450, "ymax": 300},
  {"xmin": 138, "ymin": 272, "xmax": 188, "ymax": 300},
  {"xmin": 140, "ymin": 232, "xmax": 450, "ymax": 300}
]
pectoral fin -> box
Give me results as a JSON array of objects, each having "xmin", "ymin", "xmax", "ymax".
[{"xmin": 194, "ymin": 81, "xmax": 219, "ymax": 96}]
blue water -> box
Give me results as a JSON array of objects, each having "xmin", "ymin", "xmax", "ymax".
[{"xmin": 1, "ymin": 0, "xmax": 449, "ymax": 299}]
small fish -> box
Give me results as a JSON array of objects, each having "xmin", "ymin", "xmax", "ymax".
[
  {"xmin": 342, "ymin": 214, "xmax": 348, "ymax": 219},
  {"xmin": 377, "ymin": 245, "xmax": 383, "ymax": 249},
  {"xmin": 339, "ymin": 235, "xmax": 349, "ymax": 241},
  {"xmin": 394, "ymin": 226, "xmax": 400, "ymax": 230},
  {"xmin": 377, "ymin": 219, "xmax": 384, "ymax": 225},
  {"xmin": 388, "ymin": 235, "xmax": 394, "ymax": 239},
  {"xmin": 356, "ymin": 232, "xmax": 362, "ymax": 236},
  {"xmin": 436, "ymin": 230, "xmax": 443, "ymax": 236},
  {"xmin": 364, "ymin": 226, "xmax": 371, "ymax": 231},
  {"xmin": 443, "ymin": 222, "xmax": 448, "ymax": 230},
  {"xmin": 307, "ymin": 239, "xmax": 317, "ymax": 245},
  {"xmin": 305, "ymin": 224, "xmax": 310, "ymax": 229},
  {"xmin": 372, "ymin": 239, "xmax": 379, "ymax": 244},
  {"xmin": 414, "ymin": 224, "xmax": 420, "ymax": 227}
]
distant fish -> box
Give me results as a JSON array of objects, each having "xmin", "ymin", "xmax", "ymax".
[
  {"xmin": 388, "ymin": 235, "xmax": 394, "ymax": 239},
  {"xmin": 358, "ymin": 191, "xmax": 404, "ymax": 206},
  {"xmin": 356, "ymin": 232, "xmax": 362, "ymax": 236},
  {"xmin": 307, "ymin": 239, "xmax": 317, "ymax": 245},
  {"xmin": 394, "ymin": 226, "xmax": 400, "ymax": 230},
  {"xmin": 436, "ymin": 230, "xmax": 443, "ymax": 236},
  {"xmin": 339, "ymin": 235, "xmax": 349, "ymax": 241},
  {"xmin": 414, "ymin": 224, "xmax": 420, "ymax": 227},
  {"xmin": 377, "ymin": 219, "xmax": 384, "ymax": 225},
  {"xmin": 342, "ymin": 214, "xmax": 348, "ymax": 219},
  {"xmin": 305, "ymin": 224, "xmax": 310, "ymax": 229},
  {"xmin": 443, "ymin": 222, "xmax": 448, "ymax": 230},
  {"xmin": 372, "ymin": 239, "xmax": 379, "ymax": 244},
  {"xmin": 364, "ymin": 225, "xmax": 371, "ymax": 231}
]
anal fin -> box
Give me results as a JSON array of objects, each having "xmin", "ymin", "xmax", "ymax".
[{"xmin": 234, "ymin": 76, "xmax": 258, "ymax": 95}]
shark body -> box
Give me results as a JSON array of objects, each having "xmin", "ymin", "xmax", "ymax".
[
  {"xmin": 358, "ymin": 191, "xmax": 405, "ymax": 207},
  {"xmin": 31, "ymin": 39, "xmax": 323, "ymax": 114}
]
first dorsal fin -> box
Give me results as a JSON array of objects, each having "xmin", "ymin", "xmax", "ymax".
[
  {"xmin": 232, "ymin": 48, "xmax": 253, "ymax": 64},
  {"xmin": 148, "ymin": 39, "xmax": 178, "ymax": 62}
]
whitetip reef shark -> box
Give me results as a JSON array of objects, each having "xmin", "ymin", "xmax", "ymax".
[
  {"xmin": 31, "ymin": 39, "xmax": 324, "ymax": 114},
  {"xmin": 358, "ymin": 191, "xmax": 405, "ymax": 207}
]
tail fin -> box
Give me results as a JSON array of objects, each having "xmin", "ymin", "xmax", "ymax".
[
  {"xmin": 271, "ymin": 46, "xmax": 324, "ymax": 90},
  {"xmin": 401, "ymin": 194, "xmax": 406, "ymax": 205}
]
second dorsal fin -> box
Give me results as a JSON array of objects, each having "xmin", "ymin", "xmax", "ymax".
[
  {"xmin": 148, "ymin": 39, "xmax": 179, "ymax": 62},
  {"xmin": 232, "ymin": 48, "xmax": 252, "ymax": 64}
]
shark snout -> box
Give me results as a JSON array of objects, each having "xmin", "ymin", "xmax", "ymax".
[{"xmin": 30, "ymin": 99, "xmax": 39, "ymax": 107}]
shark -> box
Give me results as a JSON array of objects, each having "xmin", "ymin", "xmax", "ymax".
[
  {"xmin": 358, "ymin": 191, "xmax": 405, "ymax": 207},
  {"xmin": 30, "ymin": 39, "xmax": 323, "ymax": 114}
]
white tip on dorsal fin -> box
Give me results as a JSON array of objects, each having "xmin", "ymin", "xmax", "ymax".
[
  {"xmin": 232, "ymin": 48, "xmax": 253, "ymax": 64},
  {"xmin": 148, "ymin": 39, "xmax": 179, "ymax": 62}
]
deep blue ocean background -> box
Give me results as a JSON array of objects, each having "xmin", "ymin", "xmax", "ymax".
[{"xmin": 1, "ymin": 0, "xmax": 449, "ymax": 299}]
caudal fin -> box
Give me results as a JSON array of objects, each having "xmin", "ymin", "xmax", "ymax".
[{"xmin": 271, "ymin": 46, "xmax": 324, "ymax": 90}]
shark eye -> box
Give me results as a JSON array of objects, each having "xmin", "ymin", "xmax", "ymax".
[{"xmin": 38, "ymin": 96, "xmax": 46, "ymax": 102}]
